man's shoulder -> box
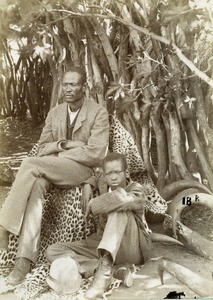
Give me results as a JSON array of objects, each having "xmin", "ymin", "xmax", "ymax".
[
  {"xmin": 49, "ymin": 102, "xmax": 66, "ymax": 113},
  {"xmin": 85, "ymin": 98, "xmax": 107, "ymax": 114}
]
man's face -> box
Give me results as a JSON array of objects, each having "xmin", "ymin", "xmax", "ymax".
[
  {"xmin": 62, "ymin": 71, "xmax": 85, "ymax": 103},
  {"xmin": 104, "ymin": 160, "xmax": 126, "ymax": 190}
]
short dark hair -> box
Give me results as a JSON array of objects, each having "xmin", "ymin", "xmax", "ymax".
[
  {"xmin": 102, "ymin": 152, "xmax": 128, "ymax": 171},
  {"xmin": 64, "ymin": 66, "xmax": 86, "ymax": 84}
]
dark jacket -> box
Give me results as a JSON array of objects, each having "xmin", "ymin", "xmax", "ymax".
[{"xmin": 87, "ymin": 175, "xmax": 152, "ymax": 262}]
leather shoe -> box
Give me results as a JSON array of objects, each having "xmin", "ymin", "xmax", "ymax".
[
  {"xmin": 0, "ymin": 226, "xmax": 9, "ymax": 250},
  {"xmin": 7, "ymin": 257, "xmax": 31, "ymax": 285},
  {"xmin": 85, "ymin": 255, "xmax": 113, "ymax": 299},
  {"xmin": 113, "ymin": 266, "xmax": 133, "ymax": 287}
]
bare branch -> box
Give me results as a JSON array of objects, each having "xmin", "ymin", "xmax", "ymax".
[{"xmin": 46, "ymin": 8, "xmax": 213, "ymax": 88}]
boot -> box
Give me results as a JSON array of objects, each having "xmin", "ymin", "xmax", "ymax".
[
  {"xmin": 85, "ymin": 255, "xmax": 113, "ymax": 299},
  {"xmin": 113, "ymin": 266, "xmax": 133, "ymax": 287},
  {"xmin": 7, "ymin": 257, "xmax": 32, "ymax": 285},
  {"xmin": 0, "ymin": 226, "xmax": 9, "ymax": 250}
]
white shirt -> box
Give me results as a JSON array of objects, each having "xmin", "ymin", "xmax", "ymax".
[{"xmin": 68, "ymin": 106, "xmax": 80, "ymax": 125}]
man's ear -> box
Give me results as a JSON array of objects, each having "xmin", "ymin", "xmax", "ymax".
[
  {"xmin": 82, "ymin": 83, "xmax": 87, "ymax": 93},
  {"xmin": 125, "ymin": 169, "xmax": 130, "ymax": 178}
]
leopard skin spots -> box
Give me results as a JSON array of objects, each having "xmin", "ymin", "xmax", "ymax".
[
  {"xmin": 0, "ymin": 113, "xmax": 167, "ymax": 298},
  {"xmin": 110, "ymin": 114, "xmax": 167, "ymax": 215}
]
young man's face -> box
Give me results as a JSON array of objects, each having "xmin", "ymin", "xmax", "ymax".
[
  {"xmin": 62, "ymin": 71, "xmax": 85, "ymax": 104},
  {"xmin": 103, "ymin": 160, "xmax": 127, "ymax": 190}
]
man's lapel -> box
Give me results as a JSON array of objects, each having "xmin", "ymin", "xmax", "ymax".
[
  {"xmin": 59, "ymin": 102, "xmax": 68, "ymax": 139},
  {"xmin": 72, "ymin": 98, "xmax": 88, "ymax": 134}
]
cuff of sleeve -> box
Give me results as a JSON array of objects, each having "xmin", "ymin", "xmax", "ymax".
[
  {"xmin": 57, "ymin": 140, "xmax": 67, "ymax": 151},
  {"xmin": 90, "ymin": 198, "xmax": 99, "ymax": 215},
  {"xmin": 90, "ymin": 193, "xmax": 111, "ymax": 215},
  {"xmin": 37, "ymin": 145, "xmax": 46, "ymax": 157}
]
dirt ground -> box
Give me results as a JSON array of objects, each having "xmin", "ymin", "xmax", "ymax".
[
  {"xmin": 0, "ymin": 226, "xmax": 212, "ymax": 300},
  {"xmin": 106, "ymin": 225, "xmax": 213, "ymax": 300},
  {"xmin": 0, "ymin": 119, "xmax": 213, "ymax": 299},
  {"xmin": 0, "ymin": 196, "xmax": 212, "ymax": 300}
]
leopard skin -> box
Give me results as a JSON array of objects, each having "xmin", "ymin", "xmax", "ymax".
[
  {"xmin": 110, "ymin": 113, "xmax": 167, "ymax": 215},
  {"xmin": 0, "ymin": 112, "xmax": 167, "ymax": 299}
]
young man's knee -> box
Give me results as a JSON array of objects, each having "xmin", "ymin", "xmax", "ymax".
[{"xmin": 107, "ymin": 211, "xmax": 128, "ymax": 222}]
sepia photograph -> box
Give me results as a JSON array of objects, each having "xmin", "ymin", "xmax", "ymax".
[{"xmin": 0, "ymin": 0, "xmax": 212, "ymax": 299}]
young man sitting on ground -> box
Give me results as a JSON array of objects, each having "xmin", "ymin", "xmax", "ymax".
[{"xmin": 46, "ymin": 152, "xmax": 151, "ymax": 299}]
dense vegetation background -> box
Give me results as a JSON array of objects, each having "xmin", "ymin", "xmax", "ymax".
[{"xmin": 0, "ymin": 0, "xmax": 213, "ymax": 193}]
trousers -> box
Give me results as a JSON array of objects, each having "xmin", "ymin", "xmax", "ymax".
[
  {"xmin": 0, "ymin": 156, "xmax": 93, "ymax": 263},
  {"xmin": 46, "ymin": 211, "xmax": 143, "ymax": 278}
]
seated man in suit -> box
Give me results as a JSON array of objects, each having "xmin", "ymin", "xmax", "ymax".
[
  {"xmin": 0, "ymin": 66, "xmax": 109, "ymax": 285},
  {"xmin": 46, "ymin": 152, "xmax": 151, "ymax": 299}
]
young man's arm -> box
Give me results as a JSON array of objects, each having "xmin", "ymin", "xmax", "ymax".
[
  {"xmin": 81, "ymin": 175, "xmax": 99, "ymax": 213},
  {"xmin": 89, "ymin": 182, "xmax": 146, "ymax": 216}
]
